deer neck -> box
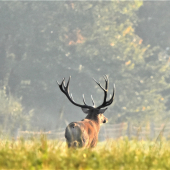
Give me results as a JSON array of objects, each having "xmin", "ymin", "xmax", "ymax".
[{"xmin": 85, "ymin": 113, "xmax": 101, "ymax": 129}]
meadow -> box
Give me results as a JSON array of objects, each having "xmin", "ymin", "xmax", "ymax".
[{"xmin": 0, "ymin": 136, "xmax": 170, "ymax": 170}]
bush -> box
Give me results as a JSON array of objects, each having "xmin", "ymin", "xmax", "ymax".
[{"xmin": 0, "ymin": 86, "xmax": 32, "ymax": 137}]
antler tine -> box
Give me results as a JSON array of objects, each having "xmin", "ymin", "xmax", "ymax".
[
  {"xmin": 104, "ymin": 83, "xmax": 115, "ymax": 106},
  {"xmin": 93, "ymin": 76, "xmax": 108, "ymax": 107},
  {"xmin": 56, "ymin": 81, "xmax": 60, "ymax": 85},
  {"xmin": 111, "ymin": 83, "xmax": 115, "ymax": 100},
  {"xmin": 70, "ymin": 93, "xmax": 75, "ymax": 102},
  {"xmin": 93, "ymin": 78, "xmax": 106, "ymax": 92},
  {"xmin": 57, "ymin": 78, "xmax": 65, "ymax": 94},
  {"xmin": 103, "ymin": 75, "xmax": 107, "ymax": 81},
  {"xmin": 82, "ymin": 94, "xmax": 88, "ymax": 105},
  {"xmin": 102, "ymin": 75, "xmax": 108, "ymax": 103},
  {"xmin": 57, "ymin": 77, "xmax": 64, "ymax": 86},
  {"xmin": 91, "ymin": 95, "xmax": 95, "ymax": 107},
  {"xmin": 103, "ymin": 75, "xmax": 108, "ymax": 91},
  {"xmin": 96, "ymin": 76, "xmax": 115, "ymax": 109},
  {"xmin": 62, "ymin": 77, "xmax": 66, "ymax": 87},
  {"xmin": 66, "ymin": 76, "xmax": 71, "ymax": 89}
]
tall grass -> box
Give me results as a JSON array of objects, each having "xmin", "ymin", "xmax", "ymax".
[{"xmin": 0, "ymin": 136, "xmax": 170, "ymax": 169}]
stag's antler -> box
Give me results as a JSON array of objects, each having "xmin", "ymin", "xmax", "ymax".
[
  {"xmin": 57, "ymin": 76, "xmax": 94, "ymax": 109},
  {"xmin": 57, "ymin": 75, "xmax": 115, "ymax": 110},
  {"xmin": 93, "ymin": 75, "xmax": 115, "ymax": 109}
]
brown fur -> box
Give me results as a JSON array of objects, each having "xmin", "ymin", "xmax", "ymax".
[{"xmin": 65, "ymin": 111, "xmax": 108, "ymax": 148}]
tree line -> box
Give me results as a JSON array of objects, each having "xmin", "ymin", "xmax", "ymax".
[{"xmin": 0, "ymin": 1, "xmax": 169, "ymax": 133}]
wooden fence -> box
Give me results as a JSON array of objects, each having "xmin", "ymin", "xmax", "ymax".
[{"xmin": 18, "ymin": 122, "xmax": 170, "ymax": 141}]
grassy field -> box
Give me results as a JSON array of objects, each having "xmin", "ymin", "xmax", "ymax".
[{"xmin": 0, "ymin": 136, "xmax": 170, "ymax": 170}]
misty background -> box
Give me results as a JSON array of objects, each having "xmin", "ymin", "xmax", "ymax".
[{"xmin": 0, "ymin": 1, "xmax": 170, "ymax": 135}]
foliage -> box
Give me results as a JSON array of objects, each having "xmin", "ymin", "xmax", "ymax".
[
  {"xmin": 135, "ymin": 1, "xmax": 170, "ymax": 111},
  {"xmin": 0, "ymin": 1, "xmax": 170, "ymax": 129},
  {"xmin": 1, "ymin": 138, "xmax": 170, "ymax": 169},
  {"xmin": 0, "ymin": 86, "xmax": 31, "ymax": 135},
  {"xmin": 136, "ymin": 1, "xmax": 170, "ymax": 50}
]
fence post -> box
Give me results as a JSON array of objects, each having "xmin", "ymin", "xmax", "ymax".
[
  {"xmin": 127, "ymin": 122, "xmax": 132, "ymax": 139},
  {"xmin": 98, "ymin": 126, "xmax": 105, "ymax": 141},
  {"xmin": 150, "ymin": 121, "xmax": 155, "ymax": 140}
]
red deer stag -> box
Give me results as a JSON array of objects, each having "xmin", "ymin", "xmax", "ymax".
[{"xmin": 57, "ymin": 75, "xmax": 115, "ymax": 148}]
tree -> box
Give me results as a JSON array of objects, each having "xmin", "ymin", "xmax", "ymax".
[
  {"xmin": 135, "ymin": 1, "xmax": 170, "ymax": 111},
  {"xmin": 0, "ymin": 1, "xmax": 169, "ymax": 129},
  {"xmin": 0, "ymin": 87, "xmax": 31, "ymax": 136}
]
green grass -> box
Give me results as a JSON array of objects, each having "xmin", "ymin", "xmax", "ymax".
[{"xmin": 0, "ymin": 136, "xmax": 170, "ymax": 170}]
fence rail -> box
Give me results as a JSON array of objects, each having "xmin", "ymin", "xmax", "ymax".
[{"xmin": 18, "ymin": 122, "xmax": 170, "ymax": 141}]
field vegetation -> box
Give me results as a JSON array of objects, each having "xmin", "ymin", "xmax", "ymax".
[{"xmin": 0, "ymin": 136, "xmax": 170, "ymax": 170}]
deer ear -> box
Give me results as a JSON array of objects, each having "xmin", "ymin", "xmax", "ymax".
[
  {"xmin": 81, "ymin": 108, "xmax": 90, "ymax": 114},
  {"xmin": 99, "ymin": 108, "xmax": 107, "ymax": 113}
]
